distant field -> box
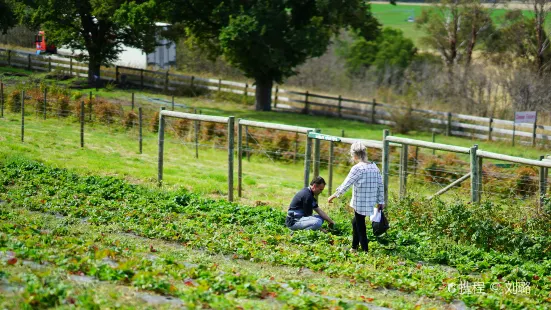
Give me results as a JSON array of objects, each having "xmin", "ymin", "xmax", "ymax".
[{"xmin": 371, "ymin": 2, "xmax": 539, "ymax": 48}]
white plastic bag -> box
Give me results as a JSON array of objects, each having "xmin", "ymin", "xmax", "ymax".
[{"xmin": 370, "ymin": 207, "xmax": 381, "ymax": 223}]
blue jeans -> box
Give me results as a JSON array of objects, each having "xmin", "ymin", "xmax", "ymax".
[{"xmin": 289, "ymin": 215, "xmax": 324, "ymax": 231}]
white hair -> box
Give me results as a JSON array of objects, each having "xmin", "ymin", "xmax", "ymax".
[{"xmin": 350, "ymin": 141, "xmax": 368, "ymax": 162}]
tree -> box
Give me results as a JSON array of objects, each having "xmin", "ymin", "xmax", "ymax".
[
  {"xmin": 338, "ymin": 28, "xmax": 417, "ymax": 76},
  {"xmin": 484, "ymin": 4, "xmax": 551, "ymax": 74},
  {"xmin": 162, "ymin": 0, "xmax": 383, "ymax": 111},
  {"xmin": 20, "ymin": 0, "xmax": 162, "ymax": 84},
  {"xmin": 0, "ymin": 0, "xmax": 16, "ymax": 34},
  {"xmin": 416, "ymin": 0, "xmax": 494, "ymax": 69}
]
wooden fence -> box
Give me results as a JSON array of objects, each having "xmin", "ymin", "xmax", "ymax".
[{"xmin": 1, "ymin": 47, "xmax": 550, "ymax": 147}]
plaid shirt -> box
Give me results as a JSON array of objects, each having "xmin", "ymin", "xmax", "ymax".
[{"xmin": 333, "ymin": 162, "xmax": 384, "ymax": 216}]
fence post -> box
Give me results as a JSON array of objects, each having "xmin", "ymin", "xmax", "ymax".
[
  {"xmin": 228, "ymin": 116, "xmax": 235, "ymax": 202},
  {"xmin": 238, "ymin": 121, "xmax": 243, "ymax": 198},
  {"xmin": 218, "ymin": 79, "xmax": 222, "ymax": 93},
  {"xmin": 21, "ymin": 91, "xmax": 25, "ymax": 142},
  {"xmin": 446, "ymin": 112, "xmax": 452, "ymax": 136},
  {"xmin": 27, "ymin": 54, "xmax": 31, "ymax": 71},
  {"xmin": 190, "ymin": 76, "xmax": 195, "ymax": 90},
  {"xmin": 164, "ymin": 71, "xmax": 169, "ymax": 93},
  {"xmin": 304, "ymin": 91, "xmax": 309, "ymax": 114},
  {"xmin": 132, "ymin": 92, "xmax": 135, "ymax": 110},
  {"xmin": 48, "ymin": 57, "xmax": 52, "ymax": 72},
  {"xmin": 432, "ymin": 132, "xmax": 436, "ymax": 155},
  {"xmin": 512, "ymin": 123, "xmax": 516, "ymax": 146},
  {"xmin": 245, "ymin": 126, "xmax": 250, "ymax": 161},
  {"xmin": 115, "ymin": 65, "xmax": 120, "ymax": 83},
  {"xmin": 43, "ymin": 88, "xmax": 47, "ymax": 119},
  {"xmin": 470, "ymin": 145, "xmax": 479, "ymax": 203},
  {"xmin": 140, "ymin": 69, "xmax": 144, "ymax": 88},
  {"xmin": 399, "ymin": 143, "xmax": 409, "ymax": 199},
  {"xmin": 371, "ymin": 99, "xmax": 376, "ymax": 124},
  {"xmin": 194, "ymin": 108, "xmax": 199, "ymax": 159},
  {"xmin": 382, "ymin": 129, "xmax": 390, "ymax": 205},
  {"xmin": 294, "ymin": 132, "xmax": 298, "ymax": 164},
  {"xmin": 171, "ymin": 95, "xmax": 174, "ymax": 111},
  {"xmin": 1, "ymin": 82, "xmax": 3, "ymax": 118},
  {"xmin": 540, "ymin": 155, "xmax": 547, "ymax": 208},
  {"xmin": 532, "ymin": 112, "xmax": 538, "ymax": 147},
  {"xmin": 336, "ymin": 95, "xmax": 342, "ymax": 117},
  {"xmin": 70, "ymin": 58, "xmax": 73, "ymax": 76},
  {"xmin": 80, "ymin": 101, "xmax": 84, "ymax": 148},
  {"xmin": 139, "ymin": 107, "xmax": 143, "ymax": 154},
  {"xmin": 157, "ymin": 107, "xmax": 166, "ymax": 186},
  {"xmin": 274, "ymin": 85, "xmax": 279, "ymax": 108},
  {"xmin": 478, "ymin": 156, "xmax": 483, "ymax": 201},
  {"xmin": 329, "ymin": 141, "xmax": 334, "ymax": 194},
  {"xmin": 413, "ymin": 146, "xmax": 419, "ymax": 177},
  {"xmin": 313, "ymin": 129, "xmax": 321, "ymax": 178},
  {"xmin": 244, "ymin": 83, "xmax": 248, "ymax": 101},
  {"xmin": 7, "ymin": 50, "xmax": 11, "ymax": 66},
  {"xmin": 304, "ymin": 131, "xmax": 313, "ymax": 187},
  {"xmin": 341, "ymin": 129, "xmax": 345, "ymax": 137},
  {"xmin": 488, "ymin": 117, "xmax": 493, "ymax": 141},
  {"xmin": 89, "ymin": 91, "xmax": 92, "ymax": 121}
]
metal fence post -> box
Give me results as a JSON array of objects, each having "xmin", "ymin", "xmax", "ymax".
[
  {"xmin": 540, "ymin": 155, "xmax": 547, "ymax": 208},
  {"xmin": 399, "ymin": 143, "xmax": 408, "ymax": 199},
  {"xmin": 313, "ymin": 129, "xmax": 321, "ymax": 178},
  {"xmin": 0, "ymin": 82, "xmax": 3, "ymax": 118},
  {"xmin": 70, "ymin": 58, "xmax": 73, "ymax": 76},
  {"xmin": 228, "ymin": 116, "xmax": 235, "ymax": 202},
  {"xmin": 21, "ymin": 91, "xmax": 25, "ymax": 142},
  {"xmin": 245, "ymin": 126, "xmax": 250, "ymax": 161},
  {"xmin": 238, "ymin": 121, "xmax": 243, "ymax": 198},
  {"xmin": 157, "ymin": 107, "xmax": 166, "ymax": 186},
  {"xmin": 532, "ymin": 112, "xmax": 538, "ymax": 147},
  {"xmin": 304, "ymin": 131, "xmax": 313, "ymax": 187},
  {"xmin": 171, "ymin": 95, "xmax": 174, "ymax": 111},
  {"xmin": 194, "ymin": 108, "xmax": 199, "ymax": 159},
  {"xmin": 432, "ymin": 132, "xmax": 436, "ymax": 155},
  {"xmin": 43, "ymin": 88, "xmax": 47, "ymax": 119},
  {"xmin": 478, "ymin": 156, "xmax": 483, "ymax": 201},
  {"xmin": 139, "ymin": 107, "xmax": 143, "ymax": 154},
  {"xmin": 470, "ymin": 145, "xmax": 479, "ymax": 203},
  {"xmin": 329, "ymin": 141, "xmax": 334, "ymax": 194},
  {"xmin": 132, "ymin": 92, "xmax": 135, "ymax": 110},
  {"xmin": 382, "ymin": 129, "xmax": 390, "ymax": 205},
  {"xmin": 80, "ymin": 101, "xmax": 84, "ymax": 148}
]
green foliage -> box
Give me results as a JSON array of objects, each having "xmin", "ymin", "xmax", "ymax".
[
  {"xmin": 0, "ymin": 0, "xmax": 16, "ymax": 34},
  {"xmin": 163, "ymin": 0, "xmax": 382, "ymax": 109},
  {"xmin": 2, "ymin": 158, "xmax": 551, "ymax": 309},
  {"xmin": 338, "ymin": 28, "xmax": 417, "ymax": 75},
  {"xmin": 21, "ymin": 0, "xmax": 162, "ymax": 81}
]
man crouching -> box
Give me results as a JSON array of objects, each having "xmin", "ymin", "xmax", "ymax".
[{"xmin": 286, "ymin": 177, "xmax": 335, "ymax": 231}]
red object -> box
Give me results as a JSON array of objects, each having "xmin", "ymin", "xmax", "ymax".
[{"xmin": 35, "ymin": 31, "xmax": 57, "ymax": 54}]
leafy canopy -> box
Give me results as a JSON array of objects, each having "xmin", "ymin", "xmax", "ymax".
[{"xmin": 163, "ymin": 0, "xmax": 382, "ymax": 84}]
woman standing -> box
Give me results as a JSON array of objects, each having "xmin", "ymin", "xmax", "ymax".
[{"xmin": 328, "ymin": 142, "xmax": 384, "ymax": 252}]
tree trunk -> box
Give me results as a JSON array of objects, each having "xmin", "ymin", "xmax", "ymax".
[
  {"xmin": 87, "ymin": 59, "xmax": 101, "ymax": 87},
  {"xmin": 255, "ymin": 78, "xmax": 273, "ymax": 111}
]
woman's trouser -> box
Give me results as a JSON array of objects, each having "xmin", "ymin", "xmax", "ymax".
[{"xmin": 351, "ymin": 211, "xmax": 369, "ymax": 251}]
